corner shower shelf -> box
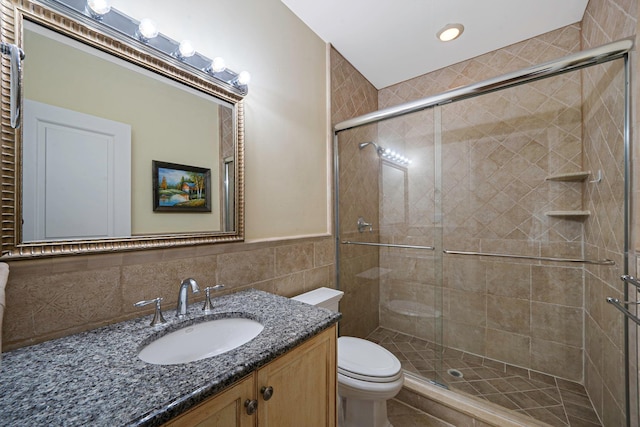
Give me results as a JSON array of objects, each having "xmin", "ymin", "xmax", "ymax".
[
  {"xmin": 545, "ymin": 171, "xmax": 590, "ymax": 182},
  {"xmin": 545, "ymin": 210, "xmax": 591, "ymax": 219}
]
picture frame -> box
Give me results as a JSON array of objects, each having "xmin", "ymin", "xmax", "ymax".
[{"xmin": 152, "ymin": 161, "xmax": 211, "ymax": 212}]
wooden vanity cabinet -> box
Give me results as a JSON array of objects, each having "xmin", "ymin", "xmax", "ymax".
[
  {"xmin": 164, "ymin": 375, "xmax": 254, "ymax": 427},
  {"xmin": 163, "ymin": 324, "xmax": 337, "ymax": 427}
]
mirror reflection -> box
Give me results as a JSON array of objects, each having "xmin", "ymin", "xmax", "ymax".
[{"xmin": 21, "ymin": 21, "xmax": 236, "ymax": 243}]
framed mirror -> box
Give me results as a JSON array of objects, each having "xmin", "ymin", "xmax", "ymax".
[{"xmin": 0, "ymin": 0, "xmax": 245, "ymax": 258}]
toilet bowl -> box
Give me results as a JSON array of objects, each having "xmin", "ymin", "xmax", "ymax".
[{"xmin": 292, "ymin": 288, "xmax": 404, "ymax": 427}]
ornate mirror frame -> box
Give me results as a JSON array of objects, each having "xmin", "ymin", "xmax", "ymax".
[{"xmin": 0, "ymin": 0, "xmax": 245, "ymax": 258}]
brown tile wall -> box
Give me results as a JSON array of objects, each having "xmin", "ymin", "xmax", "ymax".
[
  {"xmin": 331, "ymin": 47, "xmax": 381, "ymax": 338},
  {"xmin": 582, "ymin": 0, "xmax": 637, "ymax": 425},
  {"xmin": 2, "ymin": 236, "xmax": 335, "ymax": 351}
]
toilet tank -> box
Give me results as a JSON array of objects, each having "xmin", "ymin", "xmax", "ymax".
[{"xmin": 292, "ymin": 287, "xmax": 344, "ymax": 312}]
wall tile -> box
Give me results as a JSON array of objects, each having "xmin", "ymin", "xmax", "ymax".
[
  {"xmin": 447, "ymin": 289, "xmax": 486, "ymax": 327},
  {"xmin": 303, "ymin": 265, "xmax": 335, "ymax": 292},
  {"xmin": 314, "ymin": 238, "xmax": 335, "ymax": 267},
  {"xmin": 531, "ymin": 265, "xmax": 583, "ymax": 307},
  {"xmin": 486, "ymin": 262, "xmax": 531, "ymax": 298},
  {"xmin": 486, "ymin": 296, "xmax": 530, "ymax": 335},
  {"xmin": 275, "ymin": 243, "xmax": 314, "ymax": 276},
  {"xmin": 530, "ymin": 302, "xmax": 582, "ymax": 347},
  {"xmin": 445, "ymin": 321, "xmax": 485, "ymax": 356},
  {"xmin": 530, "ymin": 338, "xmax": 582, "ymax": 381},
  {"xmin": 485, "ymin": 328, "xmax": 531, "ymax": 368},
  {"xmin": 216, "ymin": 247, "xmax": 275, "ymax": 288},
  {"xmin": 251, "ymin": 271, "xmax": 306, "ymax": 299}
]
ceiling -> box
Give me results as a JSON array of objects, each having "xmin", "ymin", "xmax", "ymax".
[{"xmin": 281, "ymin": 0, "xmax": 589, "ymax": 89}]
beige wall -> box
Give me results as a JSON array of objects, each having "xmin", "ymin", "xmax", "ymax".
[
  {"xmin": 2, "ymin": 0, "xmax": 332, "ymax": 350},
  {"xmin": 110, "ymin": 0, "xmax": 330, "ymax": 240}
]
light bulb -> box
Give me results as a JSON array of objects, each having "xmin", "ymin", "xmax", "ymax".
[
  {"xmin": 86, "ymin": 0, "xmax": 110, "ymax": 17},
  {"xmin": 138, "ymin": 19, "xmax": 158, "ymax": 40},
  {"xmin": 236, "ymin": 71, "xmax": 251, "ymax": 85},
  {"xmin": 178, "ymin": 40, "xmax": 195, "ymax": 58},
  {"xmin": 437, "ymin": 24, "xmax": 464, "ymax": 42},
  {"xmin": 210, "ymin": 57, "xmax": 226, "ymax": 73}
]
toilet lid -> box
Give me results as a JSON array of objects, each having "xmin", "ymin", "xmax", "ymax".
[{"xmin": 338, "ymin": 337, "xmax": 402, "ymax": 383}]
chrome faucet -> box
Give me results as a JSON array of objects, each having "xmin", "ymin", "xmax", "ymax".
[{"xmin": 177, "ymin": 278, "xmax": 200, "ymax": 318}]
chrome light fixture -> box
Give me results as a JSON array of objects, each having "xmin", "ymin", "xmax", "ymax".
[
  {"xmin": 136, "ymin": 18, "xmax": 158, "ymax": 42},
  {"xmin": 45, "ymin": 0, "xmax": 251, "ymax": 96},
  {"xmin": 175, "ymin": 40, "xmax": 196, "ymax": 59},
  {"xmin": 234, "ymin": 71, "xmax": 251, "ymax": 86},
  {"xmin": 436, "ymin": 23, "xmax": 464, "ymax": 42},
  {"xmin": 205, "ymin": 57, "xmax": 226, "ymax": 74},
  {"xmin": 85, "ymin": 0, "xmax": 110, "ymax": 19}
]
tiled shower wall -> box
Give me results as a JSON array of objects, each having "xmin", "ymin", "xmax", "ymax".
[
  {"xmin": 582, "ymin": 0, "xmax": 637, "ymax": 425},
  {"xmin": 376, "ymin": 26, "xmax": 588, "ymax": 381},
  {"xmin": 331, "ymin": 48, "xmax": 380, "ymax": 338},
  {"xmin": 2, "ymin": 236, "xmax": 335, "ymax": 351}
]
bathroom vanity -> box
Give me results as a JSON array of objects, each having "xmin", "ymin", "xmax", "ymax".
[
  {"xmin": 0, "ymin": 289, "xmax": 340, "ymax": 426},
  {"xmin": 165, "ymin": 325, "xmax": 335, "ymax": 426}
]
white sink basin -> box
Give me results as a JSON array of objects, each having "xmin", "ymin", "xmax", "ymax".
[{"xmin": 138, "ymin": 317, "xmax": 264, "ymax": 365}]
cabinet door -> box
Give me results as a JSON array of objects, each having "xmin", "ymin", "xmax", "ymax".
[
  {"xmin": 163, "ymin": 375, "xmax": 255, "ymax": 427},
  {"xmin": 257, "ymin": 325, "xmax": 337, "ymax": 427}
]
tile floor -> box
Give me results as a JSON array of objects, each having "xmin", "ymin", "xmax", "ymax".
[{"xmin": 368, "ymin": 327, "xmax": 602, "ymax": 427}]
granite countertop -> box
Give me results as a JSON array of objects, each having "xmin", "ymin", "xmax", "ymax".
[{"xmin": 0, "ymin": 289, "xmax": 341, "ymax": 426}]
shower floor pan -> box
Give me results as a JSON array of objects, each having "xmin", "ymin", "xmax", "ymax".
[{"xmin": 367, "ymin": 327, "xmax": 602, "ymax": 427}]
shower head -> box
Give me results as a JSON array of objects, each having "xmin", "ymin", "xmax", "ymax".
[
  {"xmin": 358, "ymin": 141, "xmax": 412, "ymax": 167},
  {"xmin": 359, "ymin": 141, "xmax": 380, "ymax": 151}
]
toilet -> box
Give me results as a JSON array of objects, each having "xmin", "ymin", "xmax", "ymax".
[{"xmin": 292, "ymin": 287, "xmax": 404, "ymax": 427}]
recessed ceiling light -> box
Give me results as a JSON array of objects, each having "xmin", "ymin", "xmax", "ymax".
[{"xmin": 436, "ymin": 23, "xmax": 464, "ymax": 42}]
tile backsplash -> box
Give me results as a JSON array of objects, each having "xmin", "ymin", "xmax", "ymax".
[{"xmin": 2, "ymin": 236, "xmax": 335, "ymax": 351}]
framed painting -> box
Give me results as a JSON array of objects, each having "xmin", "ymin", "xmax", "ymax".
[{"xmin": 152, "ymin": 161, "xmax": 211, "ymax": 212}]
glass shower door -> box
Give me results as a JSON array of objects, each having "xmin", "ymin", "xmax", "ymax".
[{"xmin": 336, "ymin": 106, "xmax": 445, "ymax": 387}]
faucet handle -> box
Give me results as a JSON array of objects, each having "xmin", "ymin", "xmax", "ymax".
[
  {"xmin": 134, "ymin": 297, "xmax": 167, "ymax": 326},
  {"xmin": 202, "ymin": 284, "xmax": 225, "ymax": 313}
]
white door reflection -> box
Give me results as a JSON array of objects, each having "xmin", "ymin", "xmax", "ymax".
[{"xmin": 22, "ymin": 100, "xmax": 131, "ymax": 242}]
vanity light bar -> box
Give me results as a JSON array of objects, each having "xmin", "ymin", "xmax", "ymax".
[{"xmin": 44, "ymin": 0, "xmax": 250, "ymax": 96}]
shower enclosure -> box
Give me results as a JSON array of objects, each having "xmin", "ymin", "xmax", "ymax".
[{"xmin": 334, "ymin": 39, "xmax": 638, "ymax": 427}]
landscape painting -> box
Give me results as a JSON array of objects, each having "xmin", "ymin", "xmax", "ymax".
[{"xmin": 152, "ymin": 161, "xmax": 211, "ymax": 212}]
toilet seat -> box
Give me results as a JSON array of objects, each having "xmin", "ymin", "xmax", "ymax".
[{"xmin": 338, "ymin": 337, "xmax": 402, "ymax": 383}]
